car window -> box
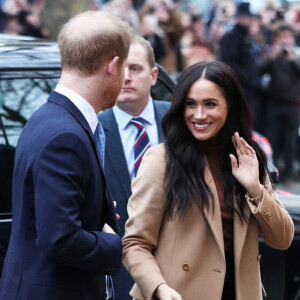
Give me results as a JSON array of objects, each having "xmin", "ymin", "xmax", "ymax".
[
  {"xmin": 0, "ymin": 77, "xmax": 59, "ymax": 147},
  {"xmin": 0, "ymin": 76, "xmax": 59, "ymax": 214}
]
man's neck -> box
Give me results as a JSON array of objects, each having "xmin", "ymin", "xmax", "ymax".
[{"xmin": 59, "ymin": 70, "xmax": 106, "ymax": 113}]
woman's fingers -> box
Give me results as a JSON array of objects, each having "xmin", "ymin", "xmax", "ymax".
[
  {"xmin": 232, "ymin": 132, "xmax": 256, "ymax": 158},
  {"xmin": 229, "ymin": 154, "xmax": 238, "ymax": 171},
  {"xmin": 234, "ymin": 132, "xmax": 246, "ymax": 155}
]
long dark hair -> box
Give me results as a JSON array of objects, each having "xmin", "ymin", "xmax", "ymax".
[{"xmin": 162, "ymin": 61, "xmax": 268, "ymax": 221}]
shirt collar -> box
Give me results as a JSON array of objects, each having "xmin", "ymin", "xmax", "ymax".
[
  {"xmin": 55, "ymin": 84, "xmax": 98, "ymax": 133},
  {"xmin": 113, "ymin": 97, "xmax": 155, "ymax": 130}
]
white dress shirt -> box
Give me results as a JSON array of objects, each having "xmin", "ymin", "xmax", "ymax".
[
  {"xmin": 55, "ymin": 84, "xmax": 98, "ymax": 134},
  {"xmin": 113, "ymin": 98, "xmax": 159, "ymax": 181}
]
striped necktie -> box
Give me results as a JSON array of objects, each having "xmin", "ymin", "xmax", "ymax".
[
  {"xmin": 95, "ymin": 121, "xmax": 105, "ymax": 168},
  {"xmin": 130, "ymin": 117, "xmax": 150, "ymax": 176}
]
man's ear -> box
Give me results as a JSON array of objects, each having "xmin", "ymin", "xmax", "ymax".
[
  {"xmin": 106, "ymin": 56, "xmax": 120, "ymax": 76},
  {"xmin": 151, "ymin": 66, "xmax": 159, "ymax": 86}
]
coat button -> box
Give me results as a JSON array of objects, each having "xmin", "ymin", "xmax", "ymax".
[
  {"xmin": 182, "ymin": 264, "xmax": 190, "ymax": 271},
  {"xmin": 257, "ymin": 254, "xmax": 262, "ymax": 261}
]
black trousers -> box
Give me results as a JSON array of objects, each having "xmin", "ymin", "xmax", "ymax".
[
  {"xmin": 222, "ymin": 251, "xmax": 236, "ymax": 300},
  {"xmin": 266, "ymin": 103, "xmax": 300, "ymax": 181}
]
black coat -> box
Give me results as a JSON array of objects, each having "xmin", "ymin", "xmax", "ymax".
[{"xmin": 220, "ymin": 24, "xmax": 257, "ymax": 103}]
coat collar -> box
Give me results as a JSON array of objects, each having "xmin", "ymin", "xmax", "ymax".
[{"xmin": 48, "ymin": 91, "xmax": 94, "ymax": 140}]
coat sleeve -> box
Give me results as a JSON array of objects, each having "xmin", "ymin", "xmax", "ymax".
[
  {"xmin": 122, "ymin": 144, "xmax": 168, "ymax": 299},
  {"xmin": 246, "ymin": 174, "xmax": 294, "ymax": 250},
  {"xmin": 32, "ymin": 131, "xmax": 122, "ymax": 274}
]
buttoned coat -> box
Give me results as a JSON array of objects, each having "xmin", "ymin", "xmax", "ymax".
[
  {"xmin": 122, "ymin": 144, "xmax": 294, "ymax": 300},
  {"xmin": 0, "ymin": 92, "xmax": 122, "ymax": 300}
]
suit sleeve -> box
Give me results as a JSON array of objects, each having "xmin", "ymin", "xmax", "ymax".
[
  {"xmin": 246, "ymin": 174, "xmax": 294, "ymax": 250},
  {"xmin": 122, "ymin": 144, "xmax": 167, "ymax": 299},
  {"xmin": 32, "ymin": 131, "xmax": 122, "ymax": 274}
]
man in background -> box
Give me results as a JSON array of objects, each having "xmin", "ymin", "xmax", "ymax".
[
  {"xmin": 99, "ymin": 35, "xmax": 170, "ymax": 300},
  {"xmin": 0, "ymin": 11, "xmax": 134, "ymax": 300},
  {"xmin": 219, "ymin": 2, "xmax": 258, "ymax": 116},
  {"xmin": 259, "ymin": 25, "xmax": 300, "ymax": 185}
]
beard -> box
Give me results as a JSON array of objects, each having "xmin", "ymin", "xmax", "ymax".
[{"xmin": 102, "ymin": 72, "xmax": 124, "ymax": 110}]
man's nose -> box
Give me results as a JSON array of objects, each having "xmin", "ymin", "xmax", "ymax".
[{"xmin": 124, "ymin": 68, "xmax": 131, "ymax": 81}]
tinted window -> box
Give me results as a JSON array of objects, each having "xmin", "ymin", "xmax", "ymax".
[{"xmin": 0, "ymin": 77, "xmax": 59, "ymax": 214}]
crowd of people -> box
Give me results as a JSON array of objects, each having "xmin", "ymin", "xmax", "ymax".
[{"xmin": 0, "ymin": 2, "xmax": 297, "ymax": 300}]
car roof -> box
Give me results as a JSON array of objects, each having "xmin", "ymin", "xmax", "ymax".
[
  {"xmin": 0, "ymin": 34, "xmax": 175, "ymax": 85},
  {"xmin": 0, "ymin": 34, "xmax": 61, "ymax": 72}
]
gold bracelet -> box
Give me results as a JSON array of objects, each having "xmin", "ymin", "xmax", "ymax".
[{"xmin": 245, "ymin": 185, "xmax": 264, "ymax": 202}]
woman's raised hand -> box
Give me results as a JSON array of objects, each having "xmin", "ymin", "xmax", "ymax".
[
  {"xmin": 155, "ymin": 283, "xmax": 182, "ymax": 300},
  {"xmin": 229, "ymin": 132, "xmax": 262, "ymax": 198}
]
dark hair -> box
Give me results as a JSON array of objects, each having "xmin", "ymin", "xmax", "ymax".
[
  {"xmin": 274, "ymin": 24, "xmax": 295, "ymax": 38},
  {"xmin": 162, "ymin": 61, "xmax": 268, "ymax": 221}
]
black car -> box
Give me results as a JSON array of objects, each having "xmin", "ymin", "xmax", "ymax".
[{"xmin": 0, "ymin": 34, "xmax": 299, "ymax": 299}]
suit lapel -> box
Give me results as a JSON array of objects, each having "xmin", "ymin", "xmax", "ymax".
[
  {"xmin": 203, "ymin": 163, "xmax": 225, "ymax": 258},
  {"xmin": 47, "ymin": 92, "xmax": 120, "ymax": 227},
  {"xmin": 48, "ymin": 91, "xmax": 93, "ymax": 138},
  {"xmin": 101, "ymin": 110, "xmax": 132, "ymax": 199},
  {"xmin": 153, "ymin": 101, "xmax": 165, "ymax": 142},
  {"xmin": 48, "ymin": 91, "xmax": 105, "ymax": 172}
]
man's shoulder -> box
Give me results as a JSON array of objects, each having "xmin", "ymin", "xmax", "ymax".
[
  {"xmin": 98, "ymin": 108, "xmax": 115, "ymax": 123},
  {"xmin": 221, "ymin": 29, "xmax": 236, "ymax": 43},
  {"xmin": 153, "ymin": 100, "xmax": 170, "ymax": 110}
]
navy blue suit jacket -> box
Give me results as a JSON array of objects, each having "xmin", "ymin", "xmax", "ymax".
[
  {"xmin": 98, "ymin": 100, "xmax": 170, "ymax": 300},
  {"xmin": 0, "ymin": 91, "xmax": 122, "ymax": 300}
]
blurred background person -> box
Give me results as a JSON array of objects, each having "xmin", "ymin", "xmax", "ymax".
[
  {"xmin": 249, "ymin": 13, "xmax": 270, "ymax": 135},
  {"xmin": 180, "ymin": 3, "xmax": 215, "ymax": 68},
  {"xmin": 140, "ymin": 13, "xmax": 167, "ymax": 61},
  {"xmin": 259, "ymin": 24, "xmax": 300, "ymax": 185},
  {"xmin": 102, "ymin": 0, "xmax": 141, "ymax": 34},
  {"xmin": 139, "ymin": 0, "xmax": 186, "ymax": 80},
  {"xmin": 206, "ymin": 0, "xmax": 236, "ymax": 57},
  {"xmin": 219, "ymin": 2, "xmax": 259, "ymax": 129},
  {"xmin": 0, "ymin": 0, "xmax": 48, "ymax": 37}
]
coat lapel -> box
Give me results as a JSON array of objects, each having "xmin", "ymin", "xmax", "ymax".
[
  {"xmin": 234, "ymin": 195, "xmax": 251, "ymax": 276},
  {"xmin": 203, "ymin": 163, "xmax": 225, "ymax": 259},
  {"xmin": 203, "ymin": 159, "xmax": 252, "ymax": 271}
]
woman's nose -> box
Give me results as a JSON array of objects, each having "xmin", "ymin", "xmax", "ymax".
[{"xmin": 194, "ymin": 106, "xmax": 206, "ymax": 119}]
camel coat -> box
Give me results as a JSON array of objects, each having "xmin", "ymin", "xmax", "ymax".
[{"xmin": 122, "ymin": 144, "xmax": 294, "ymax": 300}]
